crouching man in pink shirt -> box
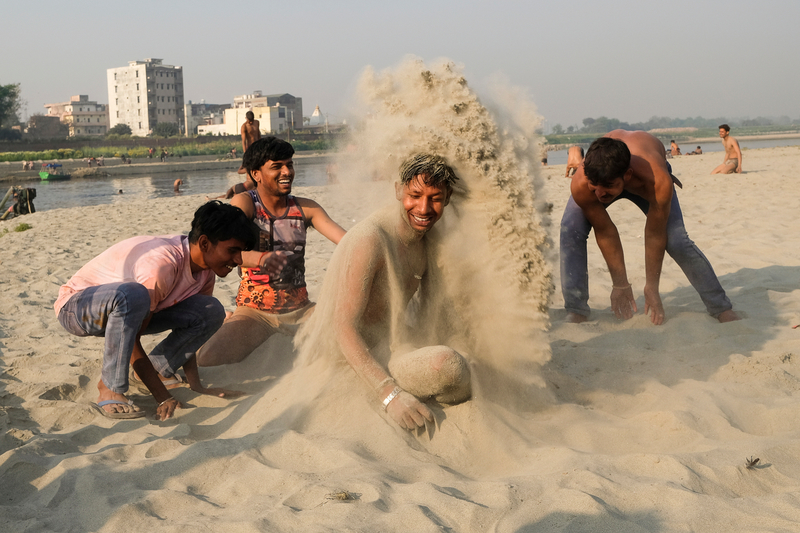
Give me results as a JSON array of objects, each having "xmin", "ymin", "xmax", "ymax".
[{"xmin": 54, "ymin": 201, "xmax": 258, "ymax": 420}]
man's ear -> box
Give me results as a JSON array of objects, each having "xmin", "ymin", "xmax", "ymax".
[
  {"xmin": 623, "ymin": 168, "xmax": 634, "ymax": 183},
  {"xmin": 395, "ymin": 181, "xmax": 404, "ymax": 201},
  {"xmin": 197, "ymin": 234, "xmax": 211, "ymax": 253},
  {"xmin": 444, "ymin": 187, "xmax": 453, "ymax": 206}
]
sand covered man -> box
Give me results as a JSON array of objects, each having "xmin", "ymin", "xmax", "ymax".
[
  {"xmin": 54, "ymin": 201, "xmax": 257, "ymax": 420},
  {"xmin": 565, "ymin": 145, "xmax": 585, "ymax": 177},
  {"xmin": 561, "ymin": 130, "xmax": 738, "ymax": 324},
  {"xmin": 711, "ymin": 124, "xmax": 742, "ymax": 174},
  {"xmin": 197, "ymin": 137, "xmax": 345, "ymax": 367},
  {"xmin": 295, "ymin": 154, "xmax": 472, "ymax": 430}
]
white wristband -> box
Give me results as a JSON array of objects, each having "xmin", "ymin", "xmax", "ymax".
[{"xmin": 382, "ymin": 386, "xmax": 402, "ymax": 411}]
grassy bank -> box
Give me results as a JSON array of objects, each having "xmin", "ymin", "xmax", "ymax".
[{"xmin": 0, "ymin": 137, "xmax": 336, "ymax": 163}]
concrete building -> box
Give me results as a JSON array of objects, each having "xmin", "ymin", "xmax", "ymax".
[
  {"xmin": 107, "ymin": 58, "xmax": 184, "ymax": 136},
  {"xmin": 233, "ymin": 91, "xmax": 302, "ymax": 130},
  {"xmin": 223, "ymin": 106, "xmax": 290, "ymax": 136},
  {"xmin": 184, "ymin": 101, "xmax": 231, "ymax": 136},
  {"xmin": 43, "ymin": 95, "xmax": 109, "ymax": 136}
]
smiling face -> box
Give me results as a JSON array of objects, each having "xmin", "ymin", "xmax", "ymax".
[
  {"xmin": 200, "ymin": 237, "xmax": 246, "ymax": 277},
  {"xmin": 253, "ymin": 158, "xmax": 294, "ymax": 198},
  {"xmin": 719, "ymin": 128, "xmax": 729, "ymax": 139},
  {"xmin": 395, "ymin": 175, "xmax": 452, "ymax": 233}
]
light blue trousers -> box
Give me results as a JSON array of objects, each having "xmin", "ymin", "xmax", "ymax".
[
  {"xmin": 58, "ymin": 282, "xmax": 224, "ymax": 393},
  {"xmin": 560, "ymin": 188, "xmax": 732, "ymax": 318}
]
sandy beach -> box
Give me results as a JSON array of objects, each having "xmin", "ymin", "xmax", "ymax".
[{"xmin": 0, "ymin": 142, "xmax": 799, "ymax": 531}]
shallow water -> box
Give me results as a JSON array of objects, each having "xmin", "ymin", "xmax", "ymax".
[
  {"xmin": 11, "ymin": 161, "xmax": 330, "ymax": 212},
  {"xmin": 546, "ymin": 136, "xmax": 800, "ymax": 165}
]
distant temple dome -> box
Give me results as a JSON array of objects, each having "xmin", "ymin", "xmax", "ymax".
[{"xmin": 309, "ymin": 105, "xmax": 325, "ymax": 126}]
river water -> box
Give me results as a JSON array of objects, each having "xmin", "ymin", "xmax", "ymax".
[
  {"xmin": 10, "ymin": 161, "xmax": 331, "ymax": 213},
  {"xmin": 9, "ymin": 137, "xmax": 800, "ymax": 213}
]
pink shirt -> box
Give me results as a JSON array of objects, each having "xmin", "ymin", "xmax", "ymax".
[{"xmin": 54, "ymin": 235, "xmax": 215, "ymax": 316}]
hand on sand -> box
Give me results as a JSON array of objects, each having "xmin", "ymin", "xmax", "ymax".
[
  {"xmin": 610, "ymin": 285, "xmax": 637, "ymax": 320},
  {"xmin": 643, "ymin": 285, "xmax": 665, "ymax": 325},
  {"xmin": 257, "ymin": 251, "xmax": 290, "ymax": 276},
  {"xmin": 155, "ymin": 397, "xmax": 183, "ymax": 421},
  {"xmin": 191, "ymin": 385, "xmax": 246, "ymax": 399},
  {"xmin": 386, "ymin": 390, "xmax": 434, "ymax": 430}
]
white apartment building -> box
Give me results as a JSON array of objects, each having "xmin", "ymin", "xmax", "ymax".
[
  {"xmin": 107, "ymin": 58, "xmax": 184, "ymax": 136},
  {"xmin": 233, "ymin": 91, "xmax": 303, "ymax": 130},
  {"xmin": 43, "ymin": 95, "xmax": 109, "ymax": 136}
]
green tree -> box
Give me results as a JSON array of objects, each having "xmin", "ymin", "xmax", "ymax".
[
  {"xmin": 108, "ymin": 123, "xmax": 132, "ymax": 136},
  {"xmin": 152, "ymin": 122, "xmax": 179, "ymax": 137},
  {"xmin": 0, "ymin": 83, "xmax": 22, "ymax": 129},
  {"xmin": 551, "ymin": 123, "xmax": 564, "ymax": 135}
]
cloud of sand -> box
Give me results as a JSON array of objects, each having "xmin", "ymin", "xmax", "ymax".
[{"xmin": 298, "ymin": 57, "xmax": 553, "ymax": 412}]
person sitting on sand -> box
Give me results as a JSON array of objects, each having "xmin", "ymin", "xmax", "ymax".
[
  {"xmin": 561, "ymin": 130, "xmax": 739, "ymax": 325},
  {"xmin": 196, "ymin": 137, "xmax": 345, "ymax": 367},
  {"xmin": 565, "ymin": 146, "xmax": 585, "ymax": 177},
  {"xmin": 295, "ymin": 154, "xmax": 472, "ymax": 431},
  {"xmin": 711, "ymin": 124, "xmax": 742, "ymax": 174},
  {"xmin": 54, "ymin": 201, "xmax": 257, "ymax": 420},
  {"xmin": 670, "ymin": 140, "xmax": 681, "ymax": 156},
  {"xmin": 688, "ymin": 146, "xmax": 702, "ymax": 155}
]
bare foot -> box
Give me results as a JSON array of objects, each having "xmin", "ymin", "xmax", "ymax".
[
  {"xmin": 717, "ymin": 310, "xmax": 741, "ymax": 323},
  {"xmin": 97, "ymin": 380, "xmax": 141, "ymax": 415},
  {"xmin": 566, "ymin": 312, "xmax": 588, "ymax": 323}
]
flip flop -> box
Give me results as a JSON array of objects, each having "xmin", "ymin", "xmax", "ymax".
[
  {"xmin": 90, "ymin": 399, "xmax": 146, "ymax": 419},
  {"xmin": 129, "ymin": 372, "xmax": 186, "ymax": 393}
]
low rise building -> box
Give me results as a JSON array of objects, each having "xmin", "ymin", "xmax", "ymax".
[
  {"xmin": 233, "ymin": 91, "xmax": 302, "ymax": 130},
  {"xmin": 43, "ymin": 95, "xmax": 109, "ymax": 136},
  {"xmin": 184, "ymin": 101, "xmax": 231, "ymax": 136}
]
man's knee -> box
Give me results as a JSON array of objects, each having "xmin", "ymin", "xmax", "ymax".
[{"xmin": 116, "ymin": 282, "xmax": 151, "ymax": 313}]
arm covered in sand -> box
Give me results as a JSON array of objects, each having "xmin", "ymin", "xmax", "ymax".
[{"xmin": 334, "ymin": 233, "xmax": 433, "ymax": 429}]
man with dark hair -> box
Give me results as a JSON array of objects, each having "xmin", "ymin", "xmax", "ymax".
[
  {"xmin": 197, "ymin": 136, "xmax": 346, "ymax": 366},
  {"xmin": 561, "ymin": 130, "xmax": 738, "ymax": 325},
  {"xmin": 711, "ymin": 124, "xmax": 742, "ymax": 174},
  {"xmin": 295, "ymin": 153, "xmax": 472, "ymax": 431},
  {"xmin": 239, "ymin": 110, "xmax": 261, "ymax": 174},
  {"xmin": 670, "ymin": 140, "xmax": 681, "ymax": 156},
  {"xmin": 55, "ymin": 201, "xmax": 257, "ymax": 420}
]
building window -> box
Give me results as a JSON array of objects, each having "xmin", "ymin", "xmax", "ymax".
[
  {"xmin": 137, "ymin": 96, "xmax": 140, "ymax": 103},
  {"xmin": 136, "ymin": 70, "xmax": 139, "ymax": 78},
  {"xmin": 138, "ymin": 110, "xmax": 141, "ymax": 116},
  {"xmin": 136, "ymin": 83, "xmax": 139, "ymax": 90},
  {"xmin": 114, "ymin": 73, "xmax": 117, "ymax": 80},
  {"xmin": 114, "ymin": 86, "xmax": 117, "ymax": 93},
  {"xmin": 116, "ymin": 111, "xmax": 119, "ymax": 118},
  {"xmin": 139, "ymin": 122, "xmax": 142, "ymax": 129}
]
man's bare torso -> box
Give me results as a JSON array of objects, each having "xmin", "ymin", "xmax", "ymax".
[{"xmin": 241, "ymin": 120, "xmax": 260, "ymax": 150}]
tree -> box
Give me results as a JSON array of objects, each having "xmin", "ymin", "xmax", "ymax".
[
  {"xmin": 551, "ymin": 123, "xmax": 564, "ymax": 135},
  {"xmin": 152, "ymin": 122, "xmax": 179, "ymax": 137},
  {"xmin": 0, "ymin": 83, "xmax": 22, "ymax": 129},
  {"xmin": 108, "ymin": 123, "xmax": 132, "ymax": 136}
]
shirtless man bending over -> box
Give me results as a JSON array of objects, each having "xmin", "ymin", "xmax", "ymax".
[
  {"xmin": 561, "ymin": 130, "xmax": 738, "ymax": 325},
  {"xmin": 297, "ymin": 154, "xmax": 472, "ymax": 430},
  {"xmin": 711, "ymin": 124, "xmax": 742, "ymax": 174},
  {"xmin": 565, "ymin": 146, "xmax": 585, "ymax": 177}
]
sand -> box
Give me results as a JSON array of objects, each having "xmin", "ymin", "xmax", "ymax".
[{"xmin": 0, "ymin": 144, "xmax": 799, "ymax": 531}]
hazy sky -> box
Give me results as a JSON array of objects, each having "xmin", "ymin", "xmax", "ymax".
[{"xmin": 4, "ymin": 0, "xmax": 799, "ymax": 130}]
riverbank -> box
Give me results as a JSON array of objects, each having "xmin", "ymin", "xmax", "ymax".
[{"xmin": 0, "ymin": 151, "xmax": 335, "ymax": 183}]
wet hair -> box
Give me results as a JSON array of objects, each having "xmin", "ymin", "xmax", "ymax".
[
  {"xmin": 583, "ymin": 137, "xmax": 631, "ymax": 188},
  {"xmin": 398, "ymin": 153, "xmax": 459, "ymax": 189},
  {"xmin": 246, "ymin": 111, "xmax": 254, "ymax": 120},
  {"xmin": 241, "ymin": 136, "xmax": 294, "ymax": 176},
  {"xmin": 188, "ymin": 200, "xmax": 258, "ymax": 250},
  {"xmin": 719, "ymin": 124, "xmax": 730, "ymax": 132},
  {"xmin": 578, "ymin": 147, "xmax": 584, "ymax": 157},
  {"xmin": 670, "ymin": 140, "xmax": 676, "ymax": 144}
]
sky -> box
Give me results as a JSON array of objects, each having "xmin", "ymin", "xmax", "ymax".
[{"xmin": 4, "ymin": 0, "xmax": 799, "ymax": 131}]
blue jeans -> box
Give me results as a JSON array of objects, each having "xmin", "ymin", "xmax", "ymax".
[
  {"xmin": 58, "ymin": 282, "xmax": 224, "ymax": 393},
  {"xmin": 560, "ymin": 188, "xmax": 732, "ymax": 318}
]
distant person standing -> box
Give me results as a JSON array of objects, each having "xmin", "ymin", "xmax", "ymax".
[
  {"xmin": 711, "ymin": 124, "xmax": 742, "ymax": 174},
  {"xmin": 240, "ymin": 111, "xmax": 261, "ymax": 173},
  {"xmin": 565, "ymin": 146, "xmax": 585, "ymax": 177},
  {"xmin": 670, "ymin": 140, "xmax": 681, "ymax": 156}
]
